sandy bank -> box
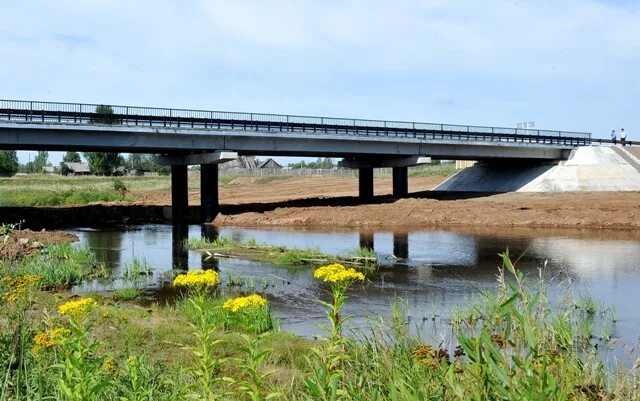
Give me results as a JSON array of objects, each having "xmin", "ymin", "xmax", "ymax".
[{"xmin": 214, "ymin": 192, "xmax": 640, "ymax": 230}]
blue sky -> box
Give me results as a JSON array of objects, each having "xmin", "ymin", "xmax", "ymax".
[{"xmin": 1, "ymin": 0, "xmax": 638, "ymax": 164}]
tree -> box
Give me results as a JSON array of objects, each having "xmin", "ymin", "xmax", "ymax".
[
  {"xmin": 85, "ymin": 105, "xmax": 123, "ymax": 175},
  {"xmin": 63, "ymin": 151, "xmax": 81, "ymax": 163},
  {"xmin": 0, "ymin": 151, "xmax": 18, "ymax": 176},
  {"xmin": 84, "ymin": 152, "xmax": 124, "ymax": 176},
  {"xmin": 92, "ymin": 105, "xmax": 119, "ymax": 125},
  {"xmin": 29, "ymin": 151, "xmax": 48, "ymax": 173},
  {"xmin": 126, "ymin": 153, "xmax": 170, "ymax": 175}
]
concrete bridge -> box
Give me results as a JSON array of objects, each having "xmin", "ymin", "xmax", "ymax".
[{"xmin": 0, "ymin": 99, "xmax": 592, "ymax": 223}]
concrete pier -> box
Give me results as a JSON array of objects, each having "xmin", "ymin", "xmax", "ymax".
[
  {"xmin": 358, "ymin": 167, "xmax": 374, "ymax": 201},
  {"xmin": 171, "ymin": 165, "xmax": 188, "ymax": 225},
  {"xmin": 200, "ymin": 164, "xmax": 219, "ymax": 223},
  {"xmin": 392, "ymin": 166, "xmax": 408, "ymax": 198}
]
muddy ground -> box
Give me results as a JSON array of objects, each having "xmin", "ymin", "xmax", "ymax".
[{"xmin": 0, "ymin": 229, "xmax": 78, "ymax": 258}]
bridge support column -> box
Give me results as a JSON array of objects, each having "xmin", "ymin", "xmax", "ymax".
[
  {"xmin": 392, "ymin": 166, "xmax": 408, "ymax": 198},
  {"xmin": 200, "ymin": 164, "xmax": 219, "ymax": 223},
  {"xmin": 359, "ymin": 167, "xmax": 374, "ymax": 201},
  {"xmin": 171, "ymin": 165, "xmax": 189, "ymax": 225}
]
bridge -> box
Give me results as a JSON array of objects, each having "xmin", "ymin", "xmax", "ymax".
[{"xmin": 0, "ymin": 99, "xmax": 593, "ymax": 223}]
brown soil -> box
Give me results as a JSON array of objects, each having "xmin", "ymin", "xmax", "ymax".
[
  {"xmin": 131, "ymin": 176, "xmax": 446, "ymax": 206},
  {"xmin": 0, "ymin": 229, "xmax": 78, "ymax": 258},
  {"xmin": 214, "ymin": 191, "xmax": 640, "ymax": 230}
]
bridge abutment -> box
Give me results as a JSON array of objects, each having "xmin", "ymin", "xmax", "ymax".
[
  {"xmin": 358, "ymin": 167, "xmax": 374, "ymax": 201},
  {"xmin": 200, "ymin": 164, "xmax": 219, "ymax": 223},
  {"xmin": 392, "ymin": 166, "xmax": 408, "ymax": 198},
  {"xmin": 171, "ymin": 165, "xmax": 189, "ymax": 225}
]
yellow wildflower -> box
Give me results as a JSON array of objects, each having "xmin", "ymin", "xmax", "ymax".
[
  {"xmin": 102, "ymin": 358, "xmax": 114, "ymax": 371},
  {"xmin": 313, "ymin": 263, "xmax": 365, "ymax": 283},
  {"xmin": 172, "ymin": 269, "xmax": 219, "ymax": 288},
  {"xmin": 33, "ymin": 327, "xmax": 69, "ymax": 354},
  {"xmin": 1, "ymin": 275, "xmax": 41, "ymax": 303},
  {"xmin": 222, "ymin": 294, "xmax": 267, "ymax": 312},
  {"xmin": 58, "ymin": 297, "xmax": 97, "ymax": 317}
]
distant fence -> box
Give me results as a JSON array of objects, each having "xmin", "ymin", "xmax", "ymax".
[{"xmin": 217, "ymin": 166, "xmax": 431, "ymax": 178}]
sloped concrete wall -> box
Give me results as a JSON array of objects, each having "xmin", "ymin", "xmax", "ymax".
[{"xmin": 435, "ymin": 146, "xmax": 640, "ymax": 192}]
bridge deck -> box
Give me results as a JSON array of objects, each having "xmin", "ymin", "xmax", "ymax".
[{"xmin": 0, "ymin": 99, "xmax": 591, "ymax": 147}]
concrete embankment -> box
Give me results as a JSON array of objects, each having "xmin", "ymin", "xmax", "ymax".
[{"xmin": 435, "ymin": 146, "xmax": 640, "ymax": 192}]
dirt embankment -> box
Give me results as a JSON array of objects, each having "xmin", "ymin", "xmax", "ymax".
[
  {"xmin": 3, "ymin": 175, "xmax": 640, "ymax": 230},
  {"xmin": 0, "ymin": 229, "xmax": 78, "ymax": 258},
  {"xmin": 214, "ymin": 192, "xmax": 640, "ymax": 230}
]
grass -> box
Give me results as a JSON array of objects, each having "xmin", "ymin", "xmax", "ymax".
[
  {"xmin": 6, "ymin": 243, "xmax": 104, "ymax": 288},
  {"xmin": 112, "ymin": 287, "xmax": 144, "ymax": 301},
  {"xmin": 0, "ymin": 189, "xmax": 134, "ymax": 206},
  {"xmin": 121, "ymin": 257, "xmax": 154, "ymax": 279},
  {"xmin": 409, "ymin": 162, "xmax": 457, "ymax": 177},
  {"xmin": 187, "ymin": 235, "xmax": 376, "ymax": 268},
  {"xmin": 1, "ymin": 248, "xmax": 637, "ymax": 400}
]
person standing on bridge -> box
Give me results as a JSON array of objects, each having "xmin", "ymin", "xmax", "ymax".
[
  {"xmin": 621, "ymin": 128, "xmax": 627, "ymax": 146},
  {"xmin": 611, "ymin": 129, "xmax": 617, "ymax": 145}
]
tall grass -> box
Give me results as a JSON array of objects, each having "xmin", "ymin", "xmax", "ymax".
[
  {"xmin": 1, "ymin": 249, "xmax": 638, "ymax": 400},
  {"xmin": 9, "ymin": 243, "xmax": 99, "ymax": 288},
  {"xmin": 0, "ymin": 189, "xmax": 130, "ymax": 206}
]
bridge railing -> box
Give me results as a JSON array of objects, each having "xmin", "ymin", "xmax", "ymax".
[{"xmin": 0, "ymin": 99, "xmax": 592, "ymax": 145}]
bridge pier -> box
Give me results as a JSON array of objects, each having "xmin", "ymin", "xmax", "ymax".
[
  {"xmin": 171, "ymin": 165, "xmax": 189, "ymax": 225},
  {"xmin": 392, "ymin": 166, "xmax": 408, "ymax": 198},
  {"xmin": 358, "ymin": 167, "xmax": 374, "ymax": 201},
  {"xmin": 200, "ymin": 164, "xmax": 219, "ymax": 223}
]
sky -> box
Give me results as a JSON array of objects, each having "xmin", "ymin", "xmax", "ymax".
[{"xmin": 1, "ymin": 0, "xmax": 638, "ymax": 164}]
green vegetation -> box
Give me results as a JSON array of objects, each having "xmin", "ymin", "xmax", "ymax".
[
  {"xmin": 187, "ymin": 235, "xmax": 378, "ymax": 268},
  {"xmin": 83, "ymin": 152, "xmax": 125, "ymax": 176},
  {"xmin": 5, "ymin": 243, "xmax": 103, "ymax": 288},
  {"xmin": 0, "ymin": 150, "xmax": 18, "ymax": 176},
  {"xmin": 0, "ymin": 175, "xmax": 180, "ymax": 206},
  {"xmin": 0, "ymin": 188, "xmax": 130, "ymax": 206},
  {"xmin": 409, "ymin": 162, "xmax": 457, "ymax": 177},
  {"xmin": 112, "ymin": 287, "xmax": 144, "ymax": 301},
  {"xmin": 289, "ymin": 157, "xmax": 335, "ymax": 169},
  {"xmin": 121, "ymin": 257, "xmax": 153, "ymax": 280},
  {"xmin": 23, "ymin": 151, "xmax": 49, "ymax": 174},
  {"xmin": 1, "ymin": 245, "xmax": 637, "ymax": 400}
]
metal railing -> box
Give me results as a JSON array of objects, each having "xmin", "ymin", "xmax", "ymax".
[{"xmin": 0, "ymin": 99, "xmax": 592, "ymax": 146}]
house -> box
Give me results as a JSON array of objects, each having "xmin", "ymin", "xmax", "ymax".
[
  {"xmin": 42, "ymin": 166, "xmax": 56, "ymax": 175},
  {"xmin": 61, "ymin": 162, "xmax": 91, "ymax": 176},
  {"xmin": 257, "ymin": 158, "xmax": 282, "ymax": 169}
]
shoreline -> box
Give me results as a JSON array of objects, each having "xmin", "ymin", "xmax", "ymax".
[{"xmin": 1, "ymin": 191, "xmax": 640, "ymax": 232}]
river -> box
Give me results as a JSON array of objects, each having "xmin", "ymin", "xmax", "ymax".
[{"xmin": 69, "ymin": 224, "xmax": 640, "ymax": 363}]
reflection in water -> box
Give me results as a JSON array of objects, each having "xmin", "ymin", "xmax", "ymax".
[
  {"xmin": 82, "ymin": 229, "xmax": 123, "ymax": 269},
  {"xmin": 359, "ymin": 232, "xmax": 374, "ymax": 250},
  {"xmin": 392, "ymin": 232, "xmax": 409, "ymax": 260},
  {"xmin": 172, "ymin": 224, "xmax": 189, "ymax": 270},
  {"xmin": 70, "ymin": 224, "xmax": 640, "ymax": 360},
  {"xmin": 201, "ymin": 224, "xmax": 219, "ymax": 271}
]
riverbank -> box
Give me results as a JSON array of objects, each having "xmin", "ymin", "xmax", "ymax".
[
  {"xmin": 3, "ymin": 174, "xmax": 640, "ymax": 230},
  {"xmin": 215, "ymin": 191, "xmax": 640, "ymax": 230}
]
